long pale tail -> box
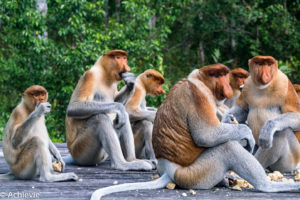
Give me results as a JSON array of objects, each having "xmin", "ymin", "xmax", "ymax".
[
  {"xmin": 90, "ymin": 173, "xmax": 171, "ymax": 200},
  {"xmin": 0, "ymin": 172, "xmax": 15, "ymax": 180},
  {"xmin": 0, "ymin": 151, "xmax": 3, "ymax": 157}
]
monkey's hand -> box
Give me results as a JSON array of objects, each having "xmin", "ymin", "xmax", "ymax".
[
  {"xmin": 122, "ymin": 72, "xmax": 136, "ymax": 91},
  {"xmin": 114, "ymin": 103, "xmax": 127, "ymax": 129},
  {"xmin": 258, "ymin": 119, "xmax": 277, "ymax": 149},
  {"xmin": 238, "ymin": 124, "xmax": 255, "ymax": 153},
  {"xmin": 36, "ymin": 102, "xmax": 51, "ymax": 116}
]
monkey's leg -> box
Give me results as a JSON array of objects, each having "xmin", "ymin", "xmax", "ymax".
[
  {"xmin": 132, "ymin": 120, "xmax": 156, "ymax": 161},
  {"xmin": 10, "ymin": 138, "xmax": 40, "ymax": 179},
  {"xmin": 95, "ymin": 114, "xmax": 154, "ymax": 171},
  {"xmin": 171, "ymin": 141, "xmax": 300, "ymax": 192},
  {"xmin": 140, "ymin": 120, "xmax": 156, "ymax": 160},
  {"xmin": 226, "ymin": 141, "xmax": 300, "ymax": 192},
  {"xmin": 35, "ymin": 142, "xmax": 78, "ymax": 181},
  {"xmin": 115, "ymin": 112, "xmax": 138, "ymax": 161},
  {"xmin": 255, "ymin": 129, "xmax": 300, "ymax": 172}
]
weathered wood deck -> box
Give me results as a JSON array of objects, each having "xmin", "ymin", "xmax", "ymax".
[{"xmin": 0, "ymin": 143, "xmax": 300, "ymax": 200}]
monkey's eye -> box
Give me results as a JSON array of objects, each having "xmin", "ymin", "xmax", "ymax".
[
  {"xmin": 215, "ymin": 75, "xmax": 220, "ymax": 78},
  {"xmin": 33, "ymin": 94, "xmax": 39, "ymax": 97},
  {"xmin": 123, "ymin": 56, "xmax": 127, "ymax": 59},
  {"xmin": 268, "ymin": 63, "xmax": 272, "ymax": 66},
  {"xmin": 116, "ymin": 56, "xmax": 121, "ymax": 59}
]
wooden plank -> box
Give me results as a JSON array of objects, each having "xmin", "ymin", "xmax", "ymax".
[{"xmin": 0, "ymin": 142, "xmax": 300, "ymax": 200}]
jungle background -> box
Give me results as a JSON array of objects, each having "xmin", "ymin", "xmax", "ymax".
[{"xmin": 0, "ymin": 0, "xmax": 299, "ymax": 142}]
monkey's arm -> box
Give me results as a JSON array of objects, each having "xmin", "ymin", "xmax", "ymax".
[
  {"xmin": 115, "ymin": 72, "xmax": 136, "ymax": 104},
  {"xmin": 221, "ymin": 105, "xmax": 248, "ymax": 124},
  {"xmin": 67, "ymin": 101, "xmax": 126, "ymax": 128},
  {"xmin": 12, "ymin": 103, "xmax": 51, "ymax": 149},
  {"xmin": 49, "ymin": 141, "xmax": 65, "ymax": 171},
  {"xmin": 127, "ymin": 109, "xmax": 156, "ymax": 122},
  {"xmin": 259, "ymin": 112, "xmax": 300, "ymax": 149},
  {"xmin": 189, "ymin": 109, "xmax": 255, "ymax": 153}
]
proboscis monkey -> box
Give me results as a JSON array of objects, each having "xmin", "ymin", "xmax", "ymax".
[
  {"xmin": 90, "ymin": 64, "xmax": 300, "ymax": 200},
  {"xmin": 224, "ymin": 68, "xmax": 249, "ymax": 108},
  {"xmin": 294, "ymin": 84, "xmax": 300, "ymax": 98},
  {"xmin": 0, "ymin": 85, "xmax": 78, "ymax": 182},
  {"xmin": 223, "ymin": 56, "xmax": 300, "ymax": 172},
  {"xmin": 124, "ymin": 69, "xmax": 165, "ymax": 161},
  {"xmin": 65, "ymin": 49, "xmax": 154, "ymax": 171}
]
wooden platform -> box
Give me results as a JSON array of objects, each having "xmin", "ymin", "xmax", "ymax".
[{"xmin": 0, "ymin": 143, "xmax": 300, "ymax": 200}]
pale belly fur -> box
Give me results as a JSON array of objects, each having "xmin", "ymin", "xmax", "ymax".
[{"xmin": 247, "ymin": 107, "xmax": 281, "ymax": 142}]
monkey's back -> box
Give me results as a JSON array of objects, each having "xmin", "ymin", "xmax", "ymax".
[{"xmin": 152, "ymin": 79, "xmax": 204, "ymax": 167}]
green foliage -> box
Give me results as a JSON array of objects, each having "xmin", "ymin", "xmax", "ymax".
[{"xmin": 0, "ymin": 0, "xmax": 299, "ymax": 141}]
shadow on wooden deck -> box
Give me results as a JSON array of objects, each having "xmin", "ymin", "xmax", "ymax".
[{"xmin": 0, "ymin": 143, "xmax": 300, "ymax": 200}]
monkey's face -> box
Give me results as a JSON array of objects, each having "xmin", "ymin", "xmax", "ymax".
[
  {"xmin": 112, "ymin": 55, "xmax": 130, "ymax": 81},
  {"xmin": 249, "ymin": 56, "xmax": 277, "ymax": 89},
  {"xmin": 31, "ymin": 91, "xmax": 47, "ymax": 105},
  {"xmin": 23, "ymin": 85, "xmax": 48, "ymax": 109},
  {"xmin": 143, "ymin": 71, "xmax": 166, "ymax": 96},
  {"xmin": 213, "ymin": 73, "xmax": 233, "ymax": 101},
  {"xmin": 231, "ymin": 75, "xmax": 247, "ymax": 91}
]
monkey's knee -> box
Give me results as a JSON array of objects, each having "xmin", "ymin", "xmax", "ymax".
[{"xmin": 12, "ymin": 137, "xmax": 42, "ymax": 179}]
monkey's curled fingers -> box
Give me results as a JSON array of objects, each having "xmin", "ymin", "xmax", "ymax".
[
  {"xmin": 114, "ymin": 104, "xmax": 127, "ymax": 129},
  {"xmin": 258, "ymin": 119, "xmax": 277, "ymax": 149},
  {"xmin": 36, "ymin": 102, "xmax": 51, "ymax": 116},
  {"xmin": 238, "ymin": 124, "xmax": 255, "ymax": 153},
  {"xmin": 122, "ymin": 72, "xmax": 136, "ymax": 90}
]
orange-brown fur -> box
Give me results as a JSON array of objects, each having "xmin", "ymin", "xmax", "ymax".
[
  {"xmin": 237, "ymin": 56, "xmax": 300, "ymax": 144},
  {"xmin": 153, "ymin": 64, "xmax": 231, "ymax": 167},
  {"xmin": 230, "ymin": 68, "xmax": 248, "ymax": 94},
  {"xmin": 153, "ymin": 64, "xmax": 233, "ymax": 187},
  {"xmin": 152, "ymin": 79, "xmax": 205, "ymax": 167},
  {"xmin": 66, "ymin": 49, "xmax": 129, "ymax": 164},
  {"xmin": 3, "ymin": 86, "xmax": 48, "ymax": 175}
]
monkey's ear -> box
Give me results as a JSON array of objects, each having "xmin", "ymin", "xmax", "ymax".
[{"xmin": 146, "ymin": 73, "xmax": 153, "ymax": 78}]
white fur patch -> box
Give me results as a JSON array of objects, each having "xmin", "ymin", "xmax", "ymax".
[{"xmin": 257, "ymin": 81, "xmax": 272, "ymax": 89}]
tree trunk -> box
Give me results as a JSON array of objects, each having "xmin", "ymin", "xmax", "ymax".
[
  {"xmin": 105, "ymin": 0, "xmax": 109, "ymax": 28},
  {"xmin": 36, "ymin": 0, "xmax": 48, "ymax": 39},
  {"xmin": 115, "ymin": 0, "xmax": 120, "ymax": 23},
  {"xmin": 198, "ymin": 41, "xmax": 205, "ymax": 66}
]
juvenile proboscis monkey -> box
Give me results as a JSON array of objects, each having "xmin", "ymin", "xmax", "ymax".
[
  {"xmin": 90, "ymin": 64, "xmax": 300, "ymax": 200},
  {"xmin": 217, "ymin": 68, "xmax": 249, "ymax": 119},
  {"xmin": 224, "ymin": 68, "xmax": 249, "ymax": 108},
  {"xmin": 65, "ymin": 49, "xmax": 154, "ymax": 170},
  {"xmin": 294, "ymin": 84, "xmax": 300, "ymax": 98},
  {"xmin": 124, "ymin": 69, "xmax": 165, "ymax": 161},
  {"xmin": 223, "ymin": 56, "xmax": 300, "ymax": 172},
  {"xmin": 1, "ymin": 85, "xmax": 78, "ymax": 182}
]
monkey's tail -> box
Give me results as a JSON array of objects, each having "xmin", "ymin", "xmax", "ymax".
[
  {"xmin": 0, "ymin": 151, "xmax": 3, "ymax": 157},
  {"xmin": 90, "ymin": 173, "xmax": 171, "ymax": 200},
  {"xmin": 0, "ymin": 172, "xmax": 15, "ymax": 180}
]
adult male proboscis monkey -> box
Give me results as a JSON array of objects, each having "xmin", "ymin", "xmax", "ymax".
[
  {"xmin": 90, "ymin": 64, "xmax": 300, "ymax": 200},
  {"xmin": 223, "ymin": 56, "xmax": 300, "ymax": 172},
  {"xmin": 124, "ymin": 69, "xmax": 165, "ymax": 161},
  {"xmin": 1, "ymin": 85, "xmax": 78, "ymax": 182},
  {"xmin": 65, "ymin": 49, "xmax": 154, "ymax": 170}
]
